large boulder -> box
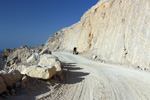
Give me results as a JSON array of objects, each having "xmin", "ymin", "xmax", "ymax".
[
  {"xmin": 0, "ymin": 76, "xmax": 7, "ymax": 94},
  {"xmin": 38, "ymin": 54, "xmax": 62, "ymax": 74},
  {"xmin": 22, "ymin": 65, "xmax": 56, "ymax": 80},
  {"xmin": 2, "ymin": 70, "xmax": 22, "ymax": 88}
]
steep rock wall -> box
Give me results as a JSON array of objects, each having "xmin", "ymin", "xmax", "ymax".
[{"xmin": 44, "ymin": 0, "xmax": 150, "ymax": 69}]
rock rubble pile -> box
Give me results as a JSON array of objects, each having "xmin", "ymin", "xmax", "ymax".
[{"xmin": 0, "ymin": 46, "xmax": 63, "ymax": 98}]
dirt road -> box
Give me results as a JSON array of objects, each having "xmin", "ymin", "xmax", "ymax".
[{"xmin": 36, "ymin": 52, "xmax": 150, "ymax": 100}]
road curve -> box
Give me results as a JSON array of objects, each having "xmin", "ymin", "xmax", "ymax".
[{"xmin": 43, "ymin": 52, "xmax": 150, "ymax": 100}]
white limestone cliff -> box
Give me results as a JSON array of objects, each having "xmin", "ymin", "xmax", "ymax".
[{"xmin": 44, "ymin": 0, "xmax": 150, "ymax": 69}]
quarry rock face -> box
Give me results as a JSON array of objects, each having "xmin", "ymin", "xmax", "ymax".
[{"xmin": 44, "ymin": 0, "xmax": 150, "ymax": 69}]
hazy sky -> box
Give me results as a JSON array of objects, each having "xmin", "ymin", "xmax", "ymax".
[{"xmin": 0, "ymin": 0, "xmax": 98, "ymax": 50}]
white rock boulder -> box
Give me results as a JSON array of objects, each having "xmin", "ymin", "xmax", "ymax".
[
  {"xmin": 38, "ymin": 54, "xmax": 62, "ymax": 73},
  {"xmin": 22, "ymin": 65, "xmax": 56, "ymax": 80}
]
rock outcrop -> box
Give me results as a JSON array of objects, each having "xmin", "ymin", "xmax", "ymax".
[{"xmin": 44, "ymin": 0, "xmax": 150, "ymax": 69}]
